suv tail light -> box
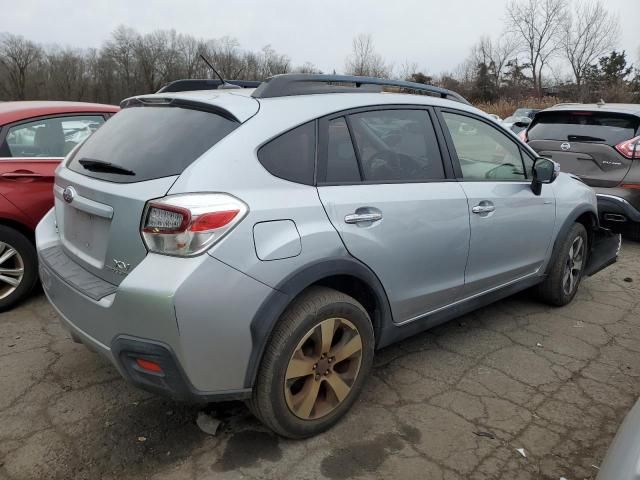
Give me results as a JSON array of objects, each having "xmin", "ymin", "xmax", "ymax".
[
  {"xmin": 615, "ymin": 135, "xmax": 640, "ymax": 159},
  {"xmin": 517, "ymin": 129, "xmax": 528, "ymax": 142},
  {"xmin": 141, "ymin": 193, "xmax": 248, "ymax": 256}
]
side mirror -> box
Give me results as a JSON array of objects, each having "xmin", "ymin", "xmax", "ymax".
[
  {"xmin": 513, "ymin": 118, "xmax": 531, "ymax": 128},
  {"xmin": 531, "ymin": 157, "xmax": 559, "ymax": 195}
]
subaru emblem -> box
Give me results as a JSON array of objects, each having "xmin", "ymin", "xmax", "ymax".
[
  {"xmin": 62, "ymin": 186, "xmax": 76, "ymax": 203},
  {"xmin": 560, "ymin": 142, "xmax": 571, "ymax": 151}
]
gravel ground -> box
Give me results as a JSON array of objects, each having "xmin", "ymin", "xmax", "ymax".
[{"xmin": 1, "ymin": 241, "xmax": 639, "ymax": 480}]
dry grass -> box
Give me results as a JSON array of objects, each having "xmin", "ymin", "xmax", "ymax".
[{"xmin": 474, "ymin": 97, "xmax": 565, "ymax": 118}]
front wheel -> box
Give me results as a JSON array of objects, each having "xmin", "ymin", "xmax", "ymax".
[
  {"xmin": 249, "ymin": 287, "xmax": 374, "ymax": 439},
  {"xmin": 538, "ymin": 223, "xmax": 588, "ymax": 306}
]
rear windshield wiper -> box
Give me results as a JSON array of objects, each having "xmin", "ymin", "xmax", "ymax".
[
  {"xmin": 567, "ymin": 135, "xmax": 606, "ymax": 142},
  {"xmin": 78, "ymin": 158, "xmax": 135, "ymax": 176}
]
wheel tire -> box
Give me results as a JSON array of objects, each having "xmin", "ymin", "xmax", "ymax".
[
  {"xmin": 538, "ymin": 223, "xmax": 588, "ymax": 306},
  {"xmin": 249, "ymin": 286, "xmax": 374, "ymax": 439},
  {"xmin": 0, "ymin": 226, "xmax": 37, "ymax": 311}
]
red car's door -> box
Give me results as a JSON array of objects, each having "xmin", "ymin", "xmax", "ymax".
[{"xmin": 0, "ymin": 114, "xmax": 107, "ymax": 226}]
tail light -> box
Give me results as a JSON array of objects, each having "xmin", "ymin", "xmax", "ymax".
[
  {"xmin": 517, "ymin": 129, "xmax": 528, "ymax": 142},
  {"xmin": 615, "ymin": 136, "xmax": 640, "ymax": 159},
  {"xmin": 141, "ymin": 193, "xmax": 248, "ymax": 256}
]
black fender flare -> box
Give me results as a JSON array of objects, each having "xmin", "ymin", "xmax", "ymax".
[
  {"xmin": 243, "ymin": 256, "xmax": 393, "ymax": 388},
  {"xmin": 545, "ymin": 204, "xmax": 598, "ymax": 275}
]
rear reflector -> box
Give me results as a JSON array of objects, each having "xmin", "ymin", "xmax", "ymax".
[
  {"xmin": 621, "ymin": 184, "xmax": 640, "ymax": 190},
  {"xmin": 135, "ymin": 358, "xmax": 163, "ymax": 374}
]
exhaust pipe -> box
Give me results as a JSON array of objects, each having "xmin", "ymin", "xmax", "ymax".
[{"xmin": 603, "ymin": 213, "xmax": 627, "ymax": 223}]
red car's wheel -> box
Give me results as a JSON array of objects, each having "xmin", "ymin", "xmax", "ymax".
[{"xmin": 0, "ymin": 226, "xmax": 37, "ymax": 311}]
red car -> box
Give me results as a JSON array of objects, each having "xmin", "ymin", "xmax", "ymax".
[{"xmin": 0, "ymin": 101, "xmax": 119, "ymax": 310}]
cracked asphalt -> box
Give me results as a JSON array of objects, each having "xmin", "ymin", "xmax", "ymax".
[{"xmin": 1, "ymin": 242, "xmax": 639, "ymax": 480}]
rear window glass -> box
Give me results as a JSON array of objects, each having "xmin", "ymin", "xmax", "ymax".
[
  {"xmin": 528, "ymin": 111, "xmax": 639, "ymax": 146},
  {"xmin": 257, "ymin": 121, "xmax": 316, "ymax": 185},
  {"xmin": 68, "ymin": 106, "xmax": 238, "ymax": 183}
]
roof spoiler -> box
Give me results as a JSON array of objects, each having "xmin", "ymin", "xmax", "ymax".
[
  {"xmin": 251, "ymin": 74, "xmax": 470, "ymax": 104},
  {"xmin": 156, "ymin": 79, "xmax": 262, "ymax": 94}
]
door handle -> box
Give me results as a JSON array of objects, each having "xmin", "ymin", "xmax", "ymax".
[
  {"xmin": 1, "ymin": 171, "xmax": 44, "ymax": 179},
  {"xmin": 472, "ymin": 204, "xmax": 495, "ymax": 214},
  {"xmin": 344, "ymin": 212, "xmax": 383, "ymax": 224}
]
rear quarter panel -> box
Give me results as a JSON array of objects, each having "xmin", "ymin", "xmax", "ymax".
[
  {"xmin": 166, "ymin": 104, "xmax": 349, "ymax": 289},
  {"xmin": 0, "ymin": 191, "xmax": 37, "ymax": 231}
]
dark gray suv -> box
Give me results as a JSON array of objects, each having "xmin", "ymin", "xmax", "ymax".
[{"xmin": 521, "ymin": 103, "xmax": 640, "ymax": 239}]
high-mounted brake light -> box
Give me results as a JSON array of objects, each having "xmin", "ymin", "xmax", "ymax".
[
  {"xmin": 141, "ymin": 193, "xmax": 248, "ymax": 256},
  {"xmin": 615, "ymin": 136, "xmax": 640, "ymax": 159},
  {"xmin": 517, "ymin": 129, "xmax": 528, "ymax": 142}
]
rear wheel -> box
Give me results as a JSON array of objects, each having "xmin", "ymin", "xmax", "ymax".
[
  {"xmin": 0, "ymin": 226, "xmax": 37, "ymax": 311},
  {"xmin": 249, "ymin": 287, "xmax": 374, "ymax": 439},
  {"xmin": 538, "ymin": 223, "xmax": 588, "ymax": 306}
]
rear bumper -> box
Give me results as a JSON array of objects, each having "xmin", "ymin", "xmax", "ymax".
[
  {"xmin": 595, "ymin": 188, "xmax": 640, "ymax": 224},
  {"xmin": 584, "ymin": 227, "xmax": 621, "ymax": 277},
  {"xmin": 111, "ymin": 337, "xmax": 251, "ymax": 402},
  {"xmin": 36, "ymin": 208, "xmax": 274, "ymax": 400}
]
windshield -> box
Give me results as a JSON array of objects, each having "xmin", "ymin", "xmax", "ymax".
[
  {"xmin": 68, "ymin": 105, "xmax": 238, "ymax": 183},
  {"xmin": 513, "ymin": 109, "xmax": 533, "ymax": 117},
  {"xmin": 528, "ymin": 111, "xmax": 639, "ymax": 146}
]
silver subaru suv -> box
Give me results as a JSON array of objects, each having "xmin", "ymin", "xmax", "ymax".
[{"xmin": 35, "ymin": 75, "xmax": 619, "ymax": 438}]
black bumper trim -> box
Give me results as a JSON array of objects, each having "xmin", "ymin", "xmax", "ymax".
[
  {"xmin": 596, "ymin": 194, "xmax": 640, "ymax": 223},
  {"xmin": 111, "ymin": 336, "xmax": 251, "ymax": 403}
]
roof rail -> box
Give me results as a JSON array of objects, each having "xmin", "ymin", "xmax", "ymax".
[
  {"xmin": 251, "ymin": 74, "xmax": 470, "ymax": 105},
  {"xmin": 156, "ymin": 79, "xmax": 261, "ymax": 94}
]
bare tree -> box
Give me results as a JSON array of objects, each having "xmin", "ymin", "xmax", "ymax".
[
  {"xmin": 293, "ymin": 62, "xmax": 322, "ymax": 74},
  {"xmin": 0, "ymin": 33, "xmax": 42, "ymax": 99},
  {"xmin": 102, "ymin": 26, "xmax": 139, "ymax": 98},
  {"xmin": 563, "ymin": 0, "xmax": 619, "ymax": 87},
  {"xmin": 506, "ymin": 0, "xmax": 568, "ymax": 95},
  {"xmin": 345, "ymin": 34, "xmax": 391, "ymax": 78},
  {"xmin": 471, "ymin": 35, "xmax": 519, "ymax": 87},
  {"xmin": 44, "ymin": 47, "xmax": 89, "ymax": 100}
]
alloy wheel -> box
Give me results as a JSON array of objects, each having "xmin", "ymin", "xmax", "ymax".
[
  {"xmin": 284, "ymin": 317, "xmax": 363, "ymax": 420},
  {"xmin": 562, "ymin": 236, "xmax": 584, "ymax": 296},
  {"xmin": 0, "ymin": 241, "xmax": 24, "ymax": 300}
]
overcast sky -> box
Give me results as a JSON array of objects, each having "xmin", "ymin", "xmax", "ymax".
[{"xmin": 3, "ymin": 0, "xmax": 639, "ymax": 76}]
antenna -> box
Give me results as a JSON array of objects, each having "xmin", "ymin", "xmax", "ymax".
[{"xmin": 199, "ymin": 54, "xmax": 240, "ymax": 90}]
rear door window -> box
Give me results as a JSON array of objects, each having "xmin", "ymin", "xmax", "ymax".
[
  {"xmin": 348, "ymin": 109, "xmax": 445, "ymax": 182},
  {"xmin": 257, "ymin": 121, "xmax": 316, "ymax": 185},
  {"xmin": 68, "ymin": 106, "xmax": 238, "ymax": 183},
  {"xmin": 528, "ymin": 111, "xmax": 640, "ymax": 146},
  {"xmin": 2, "ymin": 115, "xmax": 105, "ymax": 158}
]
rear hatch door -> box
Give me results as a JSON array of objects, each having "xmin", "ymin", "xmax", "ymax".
[
  {"xmin": 527, "ymin": 110, "xmax": 639, "ymax": 187},
  {"xmin": 55, "ymin": 95, "xmax": 255, "ymax": 285}
]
